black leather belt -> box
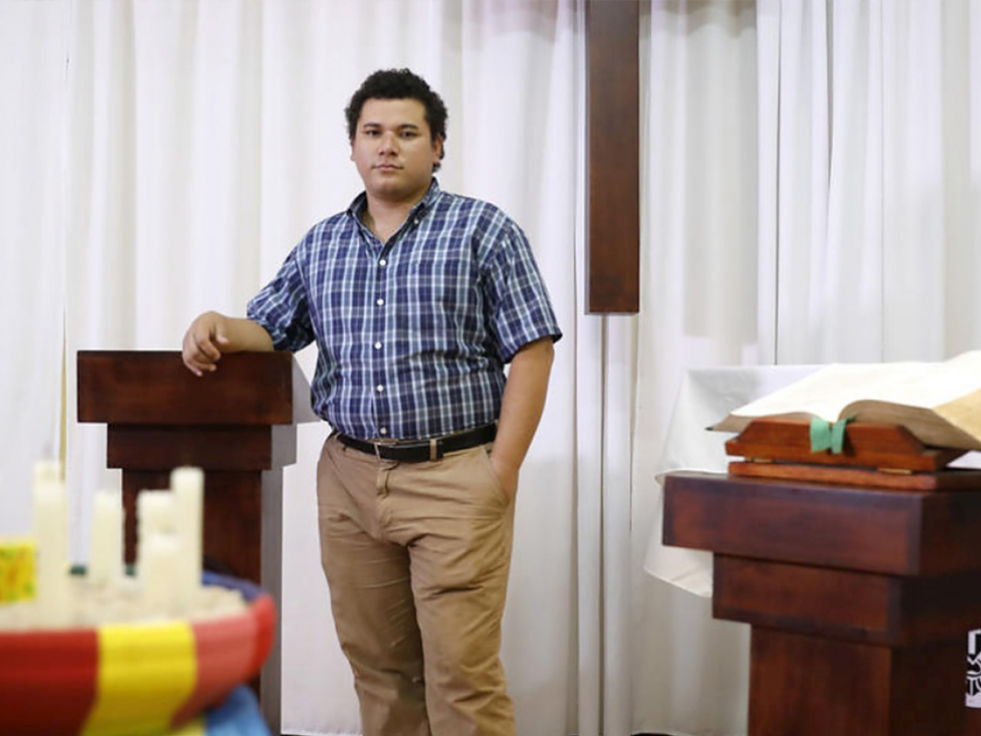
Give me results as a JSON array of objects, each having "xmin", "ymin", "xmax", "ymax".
[{"xmin": 337, "ymin": 423, "xmax": 497, "ymax": 462}]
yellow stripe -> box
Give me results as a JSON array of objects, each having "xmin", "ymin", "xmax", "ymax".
[{"xmin": 82, "ymin": 621, "xmax": 197, "ymax": 736}]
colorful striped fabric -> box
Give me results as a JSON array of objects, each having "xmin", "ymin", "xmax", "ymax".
[{"xmin": 0, "ymin": 573, "xmax": 275, "ymax": 736}]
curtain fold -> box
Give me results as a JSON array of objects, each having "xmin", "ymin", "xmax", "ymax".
[
  {"xmin": 0, "ymin": 0, "xmax": 69, "ymax": 537},
  {"xmin": 632, "ymin": 2, "xmax": 758, "ymax": 734}
]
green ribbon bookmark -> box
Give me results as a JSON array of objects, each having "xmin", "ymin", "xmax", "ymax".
[{"xmin": 809, "ymin": 417, "xmax": 854, "ymax": 454}]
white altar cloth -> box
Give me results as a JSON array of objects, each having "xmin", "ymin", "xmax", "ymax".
[{"xmin": 643, "ymin": 364, "xmax": 820, "ymax": 597}]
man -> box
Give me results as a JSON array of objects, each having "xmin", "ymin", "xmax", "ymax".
[{"xmin": 182, "ymin": 68, "xmax": 561, "ymax": 736}]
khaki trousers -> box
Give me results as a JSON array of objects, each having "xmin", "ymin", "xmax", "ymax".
[{"xmin": 316, "ymin": 433, "xmax": 517, "ymax": 736}]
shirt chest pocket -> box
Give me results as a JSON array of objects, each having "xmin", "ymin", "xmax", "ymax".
[{"xmin": 396, "ymin": 252, "xmax": 478, "ymax": 314}]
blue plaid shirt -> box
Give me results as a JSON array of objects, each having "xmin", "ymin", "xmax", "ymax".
[{"xmin": 247, "ymin": 180, "xmax": 562, "ymax": 440}]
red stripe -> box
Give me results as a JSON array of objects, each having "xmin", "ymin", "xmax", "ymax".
[
  {"xmin": 171, "ymin": 592, "xmax": 276, "ymax": 729},
  {"xmin": 0, "ymin": 628, "xmax": 98, "ymax": 735},
  {"xmin": 248, "ymin": 595, "xmax": 277, "ymax": 676}
]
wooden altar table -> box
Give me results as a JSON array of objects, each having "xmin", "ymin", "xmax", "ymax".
[{"xmin": 663, "ymin": 470, "xmax": 981, "ymax": 736}]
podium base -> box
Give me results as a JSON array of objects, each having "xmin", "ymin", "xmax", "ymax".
[{"xmin": 749, "ymin": 629, "xmax": 964, "ymax": 736}]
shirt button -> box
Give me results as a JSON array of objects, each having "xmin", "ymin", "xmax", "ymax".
[
  {"xmin": 374, "ymin": 342, "xmax": 382, "ymax": 350},
  {"xmin": 379, "ymin": 259, "xmax": 387, "ymax": 266},
  {"xmin": 379, "ymin": 427, "xmax": 388, "ymax": 435},
  {"xmin": 376, "ymin": 298, "xmax": 384, "ymax": 306},
  {"xmin": 376, "ymin": 385, "xmax": 385, "ymax": 393}
]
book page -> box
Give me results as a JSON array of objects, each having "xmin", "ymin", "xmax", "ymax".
[
  {"xmin": 841, "ymin": 351, "xmax": 981, "ymax": 408},
  {"xmin": 720, "ymin": 362, "xmax": 937, "ymax": 424},
  {"xmin": 716, "ymin": 351, "xmax": 981, "ymax": 429},
  {"xmin": 713, "ymin": 351, "xmax": 981, "ymax": 449}
]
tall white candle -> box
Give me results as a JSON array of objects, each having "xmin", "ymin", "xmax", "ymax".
[
  {"xmin": 88, "ymin": 489, "xmax": 122, "ymax": 586},
  {"xmin": 32, "ymin": 462, "xmax": 70, "ymax": 628},
  {"xmin": 141, "ymin": 532, "xmax": 180, "ymax": 618},
  {"xmin": 33, "ymin": 461, "xmax": 61, "ymax": 486},
  {"xmin": 136, "ymin": 490, "xmax": 176, "ymax": 579},
  {"xmin": 170, "ymin": 467, "xmax": 204, "ymax": 614}
]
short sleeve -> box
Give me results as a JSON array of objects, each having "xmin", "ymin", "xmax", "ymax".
[
  {"xmin": 481, "ymin": 219, "xmax": 562, "ymax": 362},
  {"xmin": 246, "ymin": 244, "xmax": 316, "ymax": 352}
]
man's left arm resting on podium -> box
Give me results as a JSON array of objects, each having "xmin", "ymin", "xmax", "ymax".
[{"xmin": 182, "ymin": 311, "xmax": 274, "ymax": 376}]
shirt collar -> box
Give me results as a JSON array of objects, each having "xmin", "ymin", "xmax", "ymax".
[{"xmin": 347, "ymin": 178, "xmax": 441, "ymax": 222}]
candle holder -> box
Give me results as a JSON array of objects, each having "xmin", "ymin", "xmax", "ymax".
[{"xmin": 0, "ymin": 570, "xmax": 275, "ymax": 736}]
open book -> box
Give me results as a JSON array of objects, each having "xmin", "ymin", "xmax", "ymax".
[{"xmin": 712, "ymin": 351, "xmax": 981, "ymax": 451}]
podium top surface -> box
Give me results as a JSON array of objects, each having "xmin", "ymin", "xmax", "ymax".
[
  {"xmin": 78, "ymin": 351, "xmax": 311, "ymax": 426},
  {"xmin": 662, "ymin": 470, "xmax": 981, "ymax": 576}
]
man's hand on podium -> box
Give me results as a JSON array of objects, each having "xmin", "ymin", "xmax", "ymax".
[{"xmin": 182, "ymin": 311, "xmax": 274, "ymax": 376}]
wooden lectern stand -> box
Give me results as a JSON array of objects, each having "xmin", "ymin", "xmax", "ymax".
[
  {"xmin": 77, "ymin": 350, "xmax": 313, "ymax": 735},
  {"xmin": 663, "ymin": 470, "xmax": 981, "ymax": 736}
]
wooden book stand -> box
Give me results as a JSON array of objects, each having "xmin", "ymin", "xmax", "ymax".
[{"xmin": 726, "ymin": 417, "xmax": 981, "ymax": 491}]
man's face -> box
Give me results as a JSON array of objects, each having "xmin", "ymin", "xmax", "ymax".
[{"xmin": 350, "ymin": 98, "xmax": 443, "ymax": 205}]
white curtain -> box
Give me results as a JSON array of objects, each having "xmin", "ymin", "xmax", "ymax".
[
  {"xmin": 758, "ymin": 0, "xmax": 981, "ymax": 364},
  {"xmin": 632, "ymin": 3, "xmax": 759, "ymax": 734},
  {"xmin": 5, "ymin": 1, "xmax": 981, "ymax": 735},
  {"xmin": 0, "ymin": 1, "xmax": 68, "ymax": 536}
]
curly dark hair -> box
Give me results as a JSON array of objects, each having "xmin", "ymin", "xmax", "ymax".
[{"xmin": 345, "ymin": 68, "xmax": 448, "ymax": 169}]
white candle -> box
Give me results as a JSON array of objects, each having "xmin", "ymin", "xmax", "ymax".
[
  {"xmin": 32, "ymin": 463, "xmax": 70, "ymax": 628},
  {"xmin": 141, "ymin": 532, "xmax": 180, "ymax": 618},
  {"xmin": 33, "ymin": 460, "xmax": 61, "ymax": 486},
  {"xmin": 136, "ymin": 490, "xmax": 176, "ymax": 579},
  {"xmin": 88, "ymin": 489, "xmax": 122, "ymax": 586},
  {"xmin": 170, "ymin": 467, "xmax": 204, "ymax": 614}
]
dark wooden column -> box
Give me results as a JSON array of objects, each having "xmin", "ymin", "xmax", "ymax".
[{"xmin": 586, "ymin": 0, "xmax": 640, "ymax": 313}]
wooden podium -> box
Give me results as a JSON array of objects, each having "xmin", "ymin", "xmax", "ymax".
[
  {"xmin": 663, "ymin": 470, "xmax": 981, "ymax": 736},
  {"xmin": 77, "ymin": 350, "xmax": 314, "ymax": 734}
]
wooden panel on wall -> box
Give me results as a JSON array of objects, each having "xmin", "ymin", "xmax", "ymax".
[{"xmin": 586, "ymin": 0, "xmax": 640, "ymax": 314}]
